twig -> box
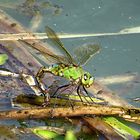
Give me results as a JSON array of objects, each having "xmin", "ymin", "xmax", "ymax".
[
  {"xmin": 0, "ymin": 105, "xmax": 125, "ymax": 119},
  {"xmin": 12, "ymin": 95, "xmax": 140, "ymax": 124},
  {"xmin": 0, "ymin": 26, "xmax": 140, "ymax": 41},
  {"xmin": 0, "ymin": 70, "xmax": 43, "ymax": 96},
  {"xmin": 0, "ymin": 105, "xmax": 140, "ymax": 124}
]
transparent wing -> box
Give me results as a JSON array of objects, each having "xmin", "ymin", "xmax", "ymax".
[
  {"xmin": 19, "ymin": 40, "xmax": 69, "ymax": 65},
  {"xmin": 74, "ymin": 44, "xmax": 101, "ymax": 66},
  {"xmin": 46, "ymin": 26, "xmax": 76, "ymax": 65}
]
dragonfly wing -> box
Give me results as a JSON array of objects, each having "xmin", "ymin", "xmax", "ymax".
[
  {"xmin": 42, "ymin": 53, "xmax": 71, "ymax": 65},
  {"xmin": 19, "ymin": 40, "xmax": 69, "ymax": 65},
  {"xmin": 46, "ymin": 26, "xmax": 76, "ymax": 65},
  {"xmin": 74, "ymin": 44, "xmax": 101, "ymax": 66}
]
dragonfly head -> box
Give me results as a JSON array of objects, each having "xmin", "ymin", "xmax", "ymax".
[{"xmin": 81, "ymin": 72, "xmax": 94, "ymax": 88}]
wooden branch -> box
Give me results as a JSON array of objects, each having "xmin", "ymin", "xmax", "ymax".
[
  {"xmin": 0, "ymin": 104, "xmax": 140, "ymax": 124},
  {"xmin": 12, "ymin": 95, "xmax": 140, "ymax": 124},
  {"xmin": 0, "ymin": 105, "xmax": 124, "ymax": 119}
]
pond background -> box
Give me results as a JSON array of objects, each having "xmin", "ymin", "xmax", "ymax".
[{"xmin": 0, "ymin": 0, "xmax": 140, "ymax": 133}]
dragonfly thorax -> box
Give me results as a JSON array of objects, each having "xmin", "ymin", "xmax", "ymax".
[{"xmin": 50, "ymin": 64, "xmax": 94, "ymax": 87}]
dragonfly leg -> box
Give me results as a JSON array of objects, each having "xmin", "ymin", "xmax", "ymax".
[
  {"xmin": 83, "ymin": 86, "xmax": 95, "ymax": 103},
  {"xmin": 51, "ymin": 83, "xmax": 78, "ymax": 108},
  {"xmin": 77, "ymin": 85, "xmax": 84, "ymax": 103},
  {"xmin": 35, "ymin": 66, "xmax": 53, "ymax": 104},
  {"xmin": 36, "ymin": 66, "xmax": 51, "ymax": 84},
  {"xmin": 51, "ymin": 84, "xmax": 71, "ymax": 97},
  {"xmin": 41, "ymin": 91, "xmax": 50, "ymax": 107}
]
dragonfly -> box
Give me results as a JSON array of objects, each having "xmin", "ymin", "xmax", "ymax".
[{"xmin": 21, "ymin": 26, "xmax": 101, "ymax": 104}]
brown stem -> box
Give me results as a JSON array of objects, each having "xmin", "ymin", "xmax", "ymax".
[
  {"xmin": 0, "ymin": 105, "xmax": 124, "ymax": 120},
  {"xmin": 0, "ymin": 104, "xmax": 140, "ymax": 124}
]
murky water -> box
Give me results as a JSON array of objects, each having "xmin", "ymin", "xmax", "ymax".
[{"xmin": 6, "ymin": 0, "xmax": 139, "ymax": 107}]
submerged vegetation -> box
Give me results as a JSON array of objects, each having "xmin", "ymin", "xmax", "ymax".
[
  {"xmin": 0, "ymin": 54, "xmax": 8, "ymax": 65},
  {"xmin": 17, "ymin": 0, "xmax": 63, "ymax": 17}
]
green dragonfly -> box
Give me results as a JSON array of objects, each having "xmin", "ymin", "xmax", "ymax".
[{"xmin": 21, "ymin": 26, "xmax": 101, "ymax": 104}]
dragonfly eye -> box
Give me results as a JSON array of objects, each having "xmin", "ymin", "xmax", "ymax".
[
  {"xmin": 84, "ymin": 74, "xmax": 88, "ymax": 81},
  {"xmin": 89, "ymin": 76, "xmax": 94, "ymax": 81}
]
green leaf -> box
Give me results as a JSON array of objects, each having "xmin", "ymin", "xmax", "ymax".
[
  {"xmin": 0, "ymin": 54, "xmax": 8, "ymax": 65},
  {"xmin": 65, "ymin": 130, "xmax": 77, "ymax": 140},
  {"xmin": 103, "ymin": 117, "xmax": 140, "ymax": 139},
  {"xmin": 32, "ymin": 128, "xmax": 61, "ymax": 139}
]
